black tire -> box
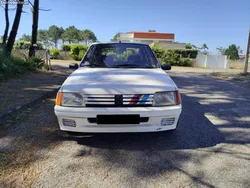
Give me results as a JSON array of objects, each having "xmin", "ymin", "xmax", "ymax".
[{"xmin": 69, "ymin": 63, "xmax": 78, "ymax": 69}]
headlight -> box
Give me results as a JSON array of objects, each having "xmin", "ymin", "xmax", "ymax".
[
  {"xmin": 56, "ymin": 92, "xmax": 85, "ymax": 107},
  {"xmin": 153, "ymin": 91, "xmax": 181, "ymax": 106}
]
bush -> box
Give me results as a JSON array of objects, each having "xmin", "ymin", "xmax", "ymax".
[
  {"xmin": 62, "ymin": 44, "xmax": 71, "ymax": 51},
  {"xmin": 161, "ymin": 50, "xmax": 193, "ymax": 67},
  {"xmin": 50, "ymin": 48, "xmax": 60, "ymax": 59},
  {"xmin": 24, "ymin": 56, "xmax": 43, "ymax": 70},
  {"xmin": 163, "ymin": 49, "xmax": 180, "ymax": 66},
  {"xmin": 179, "ymin": 58, "xmax": 192, "ymax": 67},
  {"xmin": 152, "ymin": 44, "xmax": 165, "ymax": 58},
  {"xmin": 14, "ymin": 40, "xmax": 44, "ymax": 50},
  {"xmin": 0, "ymin": 50, "xmax": 44, "ymax": 81},
  {"xmin": 172, "ymin": 49, "xmax": 198, "ymax": 58},
  {"xmin": 189, "ymin": 50, "xmax": 198, "ymax": 58},
  {"xmin": 151, "ymin": 44, "xmax": 198, "ymax": 59},
  {"xmin": 68, "ymin": 44, "xmax": 88, "ymax": 60},
  {"xmin": 78, "ymin": 50, "xmax": 86, "ymax": 61},
  {"xmin": 151, "ymin": 44, "xmax": 198, "ymax": 67}
]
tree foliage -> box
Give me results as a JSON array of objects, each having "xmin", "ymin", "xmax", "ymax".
[
  {"xmin": 185, "ymin": 43, "xmax": 192, "ymax": 49},
  {"xmin": 47, "ymin": 25, "xmax": 64, "ymax": 48},
  {"xmin": 216, "ymin": 47, "xmax": 226, "ymax": 55},
  {"xmin": 21, "ymin": 26, "xmax": 97, "ymax": 49},
  {"xmin": 37, "ymin": 29, "xmax": 52, "ymax": 48},
  {"xmin": 111, "ymin": 33, "xmax": 120, "ymax": 42},
  {"xmin": 201, "ymin": 43, "xmax": 209, "ymax": 52},
  {"xmin": 217, "ymin": 44, "xmax": 241, "ymax": 60},
  {"xmin": 224, "ymin": 44, "xmax": 239, "ymax": 60},
  {"xmin": 19, "ymin": 34, "xmax": 32, "ymax": 41},
  {"xmin": 37, "ymin": 29, "xmax": 47, "ymax": 42},
  {"xmin": 79, "ymin": 29, "xmax": 97, "ymax": 45},
  {"xmin": 61, "ymin": 26, "xmax": 79, "ymax": 44}
]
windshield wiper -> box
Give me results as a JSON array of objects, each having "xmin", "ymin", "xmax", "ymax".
[{"xmin": 111, "ymin": 64, "xmax": 153, "ymax": 68}]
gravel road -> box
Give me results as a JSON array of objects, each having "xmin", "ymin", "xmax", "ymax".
[{"xmin": 1, "ymin": 68, "xmax": 250, "ymax": 188}]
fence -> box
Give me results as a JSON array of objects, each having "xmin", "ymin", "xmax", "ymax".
[
  {"xmin": 196, "ymin": 53, "xmax": 229, "ymax": 69},
  {"xmin": 11, "ymin": 50, "xmax": 74, "ymax": 60}
]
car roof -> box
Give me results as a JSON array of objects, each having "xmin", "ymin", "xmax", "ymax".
[{"xmin": 90, "ymin": 42, "xmax": 150, "ymax": 46}]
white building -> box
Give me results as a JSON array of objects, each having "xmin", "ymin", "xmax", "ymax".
[{"xmin": 118, "ymin": 31, "xmax": 186, "ymax": 49}]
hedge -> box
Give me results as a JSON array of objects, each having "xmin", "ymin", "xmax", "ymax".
[
  {"xmin": 151, "ymin": 44, "xmax": 198, "ymax": 67},
  {"xmin": 62, "ymin": 44, "xmax": 71, "ymax": 51},
  {"xmin": 152, "ymin": 48, "xmax": 198, "ymax": 59},
  {"xmin": 173, "ymin": 49, "xmax": 198, "ymax": 58},
  {"xmin": 68, "ymin": 44, "xmax": 88, "ymax": 60},
  {"xmin": 50, "ymin": 48, "xmax": 60, "ymax": 59}
]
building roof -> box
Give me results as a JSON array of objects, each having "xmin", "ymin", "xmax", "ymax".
[
  {"xmin": 90, "ymin": 42, "xmax": 150, "ymax": 46},
  {"xmin": 127, "ymin": 31, "xmax": 175, "ymax": 40}
]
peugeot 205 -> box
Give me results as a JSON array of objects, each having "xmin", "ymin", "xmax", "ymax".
[{"xmin": 54, "ymin": 42, "xmax": 182, "ymax": 133}]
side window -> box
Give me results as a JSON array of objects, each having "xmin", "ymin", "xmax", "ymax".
[
  {"xmin": 86, "ymin": 46, "xmax": 95, "ymax": 59},
  {"xmin": 80, "ymin": 45, "xmax": 95, "ymax": 66}
]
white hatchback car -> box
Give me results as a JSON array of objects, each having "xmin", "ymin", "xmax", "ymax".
[{"xmin": 54, "ymin": 42, "xmax": 182, "ymax": 133}]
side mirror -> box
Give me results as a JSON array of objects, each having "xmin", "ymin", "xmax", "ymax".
[
  {"xmin": 161, "ymin": 64, "xmax": 171, "ymax": 70},
  {"xmin": 69, "ymin": 63, "xmax": 79, "ymax": 69}
]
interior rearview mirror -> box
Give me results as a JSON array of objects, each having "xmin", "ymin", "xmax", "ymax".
[
  {"xmin": 161, "ymin": 64, "xmax": 171, "ymax": 70},
  {"xmin": 69, "ymin": 63, "xmax": 79, "ymax": 69}
]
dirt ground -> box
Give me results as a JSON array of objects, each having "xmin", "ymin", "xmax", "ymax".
[
  {"xmin": 210, "ymin": 72, "xmax": 250, "ymax": 89},
  {"xmin": 0, "ymin": 66, "xmax": 250, "ymax": 188},
  {"xmin": 0, "ymin": 64, "xmax": 72, "ymax": 112}
]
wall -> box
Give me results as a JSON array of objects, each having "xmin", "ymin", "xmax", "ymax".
[
  {"xmin": 118, "ymin": 33, "xmax": 134, "ymax": 41},
  {"xmin": 159, "ymin": 43, "xmax": 186, "ymax": 49},
  {"xmin": 130, "ymin": 32, "xmax": 175, "ymax": 40},
  {"xmin": 196, "ymin": 53, "xmax": 229, "ymax": 69}
]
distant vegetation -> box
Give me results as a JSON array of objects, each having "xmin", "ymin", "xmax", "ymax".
[
  {"xmin": 37, "ymin": 25, "xmax": 97, "ymax": 48},
  {"xmin": 217, "ymin": 44, "xmax": 242, "ymax": 60},
  {"xmin": 0, "ymin": 49, "xmax": 43, "ymax": 81},
  {"xmin": 152, "ymin": 43, "xmax": 198, "ymax": 67},
  {"xmin": 0, "ymin": 0, "xmax": 98, "ymax": 80}
]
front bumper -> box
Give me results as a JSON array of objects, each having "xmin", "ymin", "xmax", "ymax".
[{"xmin": 54, "ymin": 105, "xmax": 182, "ymax": 133}]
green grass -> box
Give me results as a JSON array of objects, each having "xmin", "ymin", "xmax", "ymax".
[{"xmin": 0, "ymin": 50, "xmax": 43, "ymax": 81}]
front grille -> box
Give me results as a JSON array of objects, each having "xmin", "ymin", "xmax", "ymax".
[{"xmin": 84, "ymin": 94, "xmax": 154, "ymax": 107}]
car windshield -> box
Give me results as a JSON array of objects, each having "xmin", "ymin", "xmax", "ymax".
[{"xmin": 80, "ymin": 43, "xmax": 160, "ymax": 68}]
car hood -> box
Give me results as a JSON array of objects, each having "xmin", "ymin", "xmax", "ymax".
[{"xmin": 62, "ymin": 68, "xmax": 178, "ymax": 94}]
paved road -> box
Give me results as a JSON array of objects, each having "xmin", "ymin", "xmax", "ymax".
[{"xmin": 1, "ymin": 68, "xmax": 250, "ymax": 188}]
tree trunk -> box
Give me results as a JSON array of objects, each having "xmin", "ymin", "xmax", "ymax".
[
  {"xmin": 55, "ymin": 40, "xmax": 58, "ymax": 48},
  {"xmin": 5, "ymin": 0, "xmax": 24, "ymax": 56},
  {"xmin": 29, "ymin": 0, "xmax": 39, "ymax": 57},
  {"xmin": 2, "ymin": 0, "xmax": 9, "ymax": 46}
]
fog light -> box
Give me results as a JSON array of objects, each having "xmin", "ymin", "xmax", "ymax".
[
  {"xmin": 161, "ymin": 118, "xmax": 175, "ymax": 126},
  {"xmin": 62, "ymin": 119, "xmax": 76, "ymax": 127}
]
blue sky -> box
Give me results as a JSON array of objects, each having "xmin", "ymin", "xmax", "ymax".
[{"xmin": 0, "ymin": 0, "xmax": 249, "ymax": 54}]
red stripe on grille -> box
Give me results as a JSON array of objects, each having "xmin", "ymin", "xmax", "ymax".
[{"xmin": 129, "ymin": 94, "xmax": 139, "ymax": 104}]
